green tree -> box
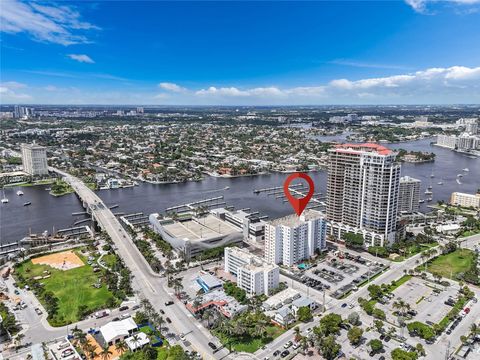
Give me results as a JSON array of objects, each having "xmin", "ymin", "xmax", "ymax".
[
  {"xmin": 347, "ymin": 326, "xmax": 364, "ymax": 345},
  {"xmin": 318, "ymin": 335, "xmax": 341, "ymax": 360},
  {"xmin": 391, "ymin": 348, "xmax": 418, "ymax": 360},
  {"xmin": 369, "ymin": 339, "xmax": 383, "ymax": 354},
  {"xmin": 297, "ymin": 306, "xmax": 313, "ymax": 322}
]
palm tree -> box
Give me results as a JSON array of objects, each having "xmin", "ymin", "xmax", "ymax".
[
  {"xmin": 294, "ymin": 326, "xmax": 301, "ymax": 341},
  {"xmin": 115, "ymin": 340, "xmax": 128, "ymax": 355},
  {"xmin": 470, "ymin": 323, "xmax": 478, "ymax": 335},
  {"xmin": 84, "ymin": 343, "xmax": 97, "ymax": 360},
  {"xmin": 100, "ymin": 345, "xmax": 112, "ymax": 360},
  {"xmin": 131, "ymin": 334, "xmax": 141, "ymax": 351}
]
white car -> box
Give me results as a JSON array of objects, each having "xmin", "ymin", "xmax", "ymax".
[{"xmin": 180, "ymin": 334, "xmax": 186, "ymax": 341}]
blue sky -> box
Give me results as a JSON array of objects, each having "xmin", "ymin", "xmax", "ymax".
[{"xmin": 1, "ymin": 0, "xmax": 480, "ymax": 105}]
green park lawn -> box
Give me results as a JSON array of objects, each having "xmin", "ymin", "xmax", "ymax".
[
  {"xmin": 16, "ymin": 249, "xmax": 117, "ymax": 326},
  {"xmin": 215, "ymin": 325, "xmax": 285, "ymax": 353},
  {"xmin": 102, "ymin": 253, "xmax": 118, "ymax": 268},
  {"xmin": 428, "ymin": 249, "xmax": 476, "ymax": 279}
]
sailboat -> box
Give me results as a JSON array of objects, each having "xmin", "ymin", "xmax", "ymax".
[{"xmin": 1, "ymin": 189, "xmax": 8, "ymax": 204}]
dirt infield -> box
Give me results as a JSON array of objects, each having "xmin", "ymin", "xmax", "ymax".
[{"xmin": 31, "ymin": 250, "xmax": 85, "ymax": 271}]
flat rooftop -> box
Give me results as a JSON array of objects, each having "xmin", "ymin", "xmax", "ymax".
[
  {"xmin": 162, "ymin": 214, "xmax": 240, "ymax": 241},
  {"xmin": 269, "ymin": 209, "xmax": 323, "ymax": 228}
]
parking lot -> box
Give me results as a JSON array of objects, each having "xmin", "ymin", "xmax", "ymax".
[
  {"xmin": 48, "ymin": 338, "xmax": 81, "ymax": 360},
  {"xmin": 376, "ymin": 276, "xmax": 458, "ymax": 325},
  {"xmin": 299, "ymin": 250, "xmax": 388, "ymax": 298}
]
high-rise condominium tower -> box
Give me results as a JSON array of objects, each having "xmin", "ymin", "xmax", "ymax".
[
  {"xmin": 326, "ymin": 143, "xmax": 401, "ymax": 247},
  {"xmin": 399, "ymin": 176, "xmax": 421, "ymax": 214},
  {"xmin": 264, "ymin": 210, "xmax": 327, "ymax": 266},
  {"xmin": 21, "ymin": 143, "xmax": 48, "ymax": 176}
]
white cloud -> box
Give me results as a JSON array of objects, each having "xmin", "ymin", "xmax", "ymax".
[
  {"xmin": 4, "ymin": 65, "xmax": 480, "ymax": 105},
  {"xmin": 191, "ymin": 66, "xmax": 480, "ymax": 104},
  {"xmin": 158, "ymin": 82, "xmax": 187, "ymax": 92},
  {"xmin": 0, "ymin": 81, "xmax": 31, "ymax": 101},
  {"xmin": 0, "ymin": 0, "xmax": 99, "ymax": 45},
  {"xmin": 67, "ymin": 54, "xmax": 95, "ymax": 63},
  {"xmin": 405, "ymin": 0, "xmax": 480, "ymax": 13}
]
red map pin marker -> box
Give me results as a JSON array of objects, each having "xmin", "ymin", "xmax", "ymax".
[{"xmin": 283, "ymin": 172, "xmax": 315, "ymax": 216}]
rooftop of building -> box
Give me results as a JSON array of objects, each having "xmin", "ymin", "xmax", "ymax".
[
  {"xmin": 226, "ymin": 247, "xmax": 279, "ymax": 272},
  {"xmin": 100, "ymin": 317, "xmax": 137, "ymax": 344},
  {"xmin": 161, "ymin": 214, "xmax": 240, "ymax": 241},
  {"xmin": 268, "ymin": 209, "xmax": 324, "ymax": 228},
  {"xmin": 263, "ymin": 288, "xmax": 302, "ymax": 308},
  {"xmin": 333, "ymin": 142, "xmax": 393, "ymax": 155},
  {"xmin": 400, "ymin": 176, "xmax": 421, "ymax": 183}
]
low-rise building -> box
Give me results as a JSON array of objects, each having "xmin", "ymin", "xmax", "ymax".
[
  {"xmin": 450, "ymin": 192, "xmax": 480, "ymax": 209},
  {"xmin": 149, "ymin": 212, "xmax": 243, "ymax": 260},
  {"xmin": 211, "ymin": 208, "xmax": 266, "ymax": 243},
  {"xmin": 100, "ymin": 318, "xmax": 137, "ymax": 346},
  {"xmin": 224, "ymin": 247, "xmax": 279, "ymax": 296}
]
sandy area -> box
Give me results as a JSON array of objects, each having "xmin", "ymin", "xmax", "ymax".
[
  {"xmin": 32, "ymin": 250, "xmax": 85, "ymax": 271},
  {"xmin": 82, "ymin": 334, "xmax": 122, "ymax": 360}
]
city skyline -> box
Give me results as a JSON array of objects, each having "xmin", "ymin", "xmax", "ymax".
[{"xmin": 1, "ymin": 0, "xmax": 480, "ymax": 105}]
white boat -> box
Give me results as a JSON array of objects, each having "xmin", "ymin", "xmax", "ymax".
[
  {"xmin": 430, "ymin": 174, "xmax": 435, "ymax": 178},
  {"xmin": 427, "ymin": 185, "xmax": 433, "ymax": 190},
  {"xmin": 419, "ymin": 199, "xmax": 425, "ymax": 203},
  {"xmin": 457, "ymin": 174, "xmax": 463, "ymax": 177},
  {"xmin": 1, "ymin": 190, "xmax": 8, "ymax": 203},
  {"xmin": 427, "ymin": 197, "xmax": 433, "ymax": 202},
  {"xmin": 425, "ymin": 190, "xmax": 432, "ymax": 195},
  {"xmin": 17, "ymin": 190, "xmax": 24, "ymax": 196},
  {"xmin": 437, "ymin": 182, "xmax": 443, "ymax": 185},
  {"xmin": 463, "ymin": 168, "xmax": 469, "ymax": 172},
  {"xmin": 456, "ymin": 179, "xmax": 462, "ymax": 185}
]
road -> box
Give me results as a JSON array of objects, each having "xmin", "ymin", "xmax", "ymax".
[{"xmin": 51, "ymin": 168, "xmax": 227, "ymax": 359}]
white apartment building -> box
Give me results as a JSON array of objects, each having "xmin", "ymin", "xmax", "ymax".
[
  {"xmin": 436, "ymin": 133, "xmax": 480, "ymax": 151},
  {"xmin": 21, "ymin": 143, "xmax": 48, "ymax": 176},
  {"xmin": 264, "ymin": 210, "xmax": 327, "ymax": 266},
  {"xmin": 224, "ymin": 247, "xmax": 279, "ymax": 296},
  {"xmin": 450, "ymin": 192, "xmax": 480, "ymax": 209},
  {"xmin": 326, "ymin": 143, "xmax": 401, "ymax": 247},
  {"xmin": 399, "ymin": 176, "xmax": 421, "ymax": 214}
]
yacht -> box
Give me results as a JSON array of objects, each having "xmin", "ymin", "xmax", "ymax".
[
  {"xmin": 456, "ymin": 179, "xmax": 462, "ymax": 185},
  {"xmin": 463, "ymin": 168, "xmax": 469, "ymax": 172},
  {"xmin": 430, "ymin": 174, "xmax": 435, "ymax": 178},
  {"xmin": 457, "ymin": 174, "xmax": 463, "ymax": 178},
  {"xmin": 425, "ymin": 190, "xmax": 433, "ymax": 195},
  {"xmin": 23, "ymin": 201, "xmax": 31, "ymax": 206},
  {"xmin": 1, "ymin": 190, "xmax": 8, "ymax": 203},
  {"xmin": 427, "ymin": 197, "xmax": 433, "ymax": 202},
  {"xmin": 17, "ymin": 190, "xmax": 24, "ymax": 196},
  {"xmin": 427, "ymin": 185, "xmax": 433, "ymax": 190},
  {"xmin": 419, "ymin": 199, "xmax": 425, "ymax": 203},
  {"xmin": 437, "ymin": 181, "xmax": 443, "ymax": 185}
]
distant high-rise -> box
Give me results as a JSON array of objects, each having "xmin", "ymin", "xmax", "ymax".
[
  {"xmin": 326, "ymin": 143, "xmax": 401, "ymax": 247},
  {"xmin": 399, "ymin": 176, "xmax": 421, "ymax": 214},
  {"xmin": 13, "ymin": 105, "xmax": 31, "ymax": 119},
  {"xmin": 136, "ymin": 107, "xmax": 144, "ymax": 114},
  {"xmin": 264, "ymin": 210, "xmax": 327, "ymax": 266},
  {"xmin": 21, "ymin": 143, "xmax": 48, "ymax": 176}
]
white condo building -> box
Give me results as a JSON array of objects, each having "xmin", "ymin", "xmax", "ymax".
[
  {"xmin": 326, "ymin": 143, "xmax": 401, "ymax": 247},
  {"xmin": 224, "ymin": 247, "xmax": 279, "ymax": 296},
  {"xmin": 450, "ymin": 192, "xmax": 480, "ymax": 209},
  {"xmin": 21, "ymin": 143, "xmax": 48, "ymax": 176},
  {"xmin": 264, "ymin": 210, "xmax": 327, "ymax": 266},
  {"xmin": 399, "ymin": 176, "xmax": 421, "ymax": 214}
]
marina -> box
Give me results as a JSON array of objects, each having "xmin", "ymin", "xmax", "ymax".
[{"xmin": 1, "ymin": 137, "xmax": 479, "ymax": 246}]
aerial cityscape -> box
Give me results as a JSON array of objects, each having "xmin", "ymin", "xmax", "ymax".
[{"xmin": 1, "ymin": 1, "xmax": 480, "ymax": 360}]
